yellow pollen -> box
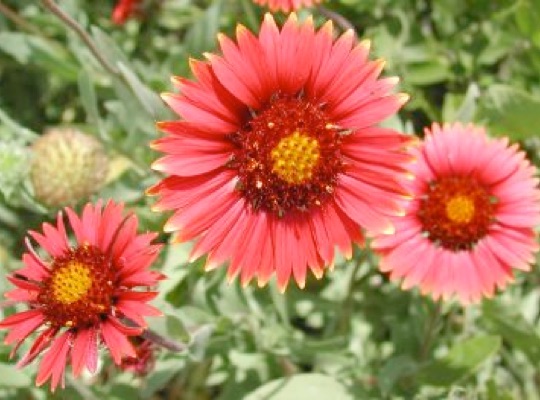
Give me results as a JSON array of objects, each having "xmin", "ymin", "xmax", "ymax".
[
  {"xmin": 270, "ymin": 131, "xmax": 320, "ymax": 184},
  {"xmin": 445, "ymin": 195, "xmax": 475, "ymax": 224},
  {"xmin": 51, "ymin": 262, "xmax": 93, "ymax": 304}
]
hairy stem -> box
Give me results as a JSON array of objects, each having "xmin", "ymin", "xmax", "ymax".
[{"xmin": 142, "ymin": 328, "xmax": 187, "ymax": 353}]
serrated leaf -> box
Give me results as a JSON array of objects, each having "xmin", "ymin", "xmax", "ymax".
[
  {"xmin": 244, "ymin": 373, "xmax": 353, "ymax": 400},
  {"xmin": 417, "ymin": 335, "xmax": 501, "ymax": 386}
]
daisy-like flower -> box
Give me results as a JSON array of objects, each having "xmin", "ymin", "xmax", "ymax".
[
  {"xmin": 252, "ymin": 0, "xmax": 321, "ymax": 13},
  {"xmin": 372, "ymin": 123, "xmax": 540, "ymax": 303},
  {"xmin": 149, "ymin": 14, "xmax": 411, "ymax": 290},
  {"xmin": 0, "ymin": 201, "xmax": 163, "ymax": 391}
]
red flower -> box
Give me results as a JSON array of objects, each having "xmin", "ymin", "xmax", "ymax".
[
  {"xmin": 149, "ymin": 14, "xmax": 411, "ymax": 291},
  {"xmin": 112, "ymin": 0, "xmax": 143, "ymax": 25},
  {"xmin": 373, "ymin": 123, "xmax": 540, "ymax": 303},
  {"xmin": 0, "ymin": 201, "xmax": 164, "ymax": 391},
  {"xmin": 119, "ymin": 337, "xmax": 156, "ymax": 376}
]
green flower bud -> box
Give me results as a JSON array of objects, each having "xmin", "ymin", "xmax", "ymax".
[{"xmin": 30, "ymin": 127, "xmax": 109, "ymax": 207}]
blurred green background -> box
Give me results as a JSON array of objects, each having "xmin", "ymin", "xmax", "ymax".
[{"xmin": 1, "ymin": 0, "xmax": 540, "ymax": 399}]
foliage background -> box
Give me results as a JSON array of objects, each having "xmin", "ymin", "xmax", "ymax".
[{"xmin": 1, "ymin": 0, "xmax": 540, "ymax": 399}]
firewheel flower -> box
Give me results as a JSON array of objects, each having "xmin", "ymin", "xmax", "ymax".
[
  {"xmin": 149, "ymin": 14, "xmax": 412, "ymax": 291},
  {"xmin": 0, "ymin": 201, "xmax": 163, "ymax": 391},
  {"xmin": 252, "ymin": 0, "xmax": 321, "ymax": 13},
  {"xmin": 372, "ymin": 123, "xmax": 540, "ymax": 303}
]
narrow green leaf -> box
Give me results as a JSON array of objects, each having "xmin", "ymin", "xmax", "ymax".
[
  {"xmin": 0, "ymin": 107, "xmax": 37, "ymax": 142},
  {"xmin": 245, "ymin": 373, "xmax": 353, "ymax": 400},
  {"xmin": 417, "ymin": 335, "xmax": 501, "ymax": 386},
  {"xmin": 78, "ymin": 70, "xmax": 107, "ymax": 139},
  {"xmin": 0, "ymin": 32, "xmax": 32, "ymax": 63},
  {"xmin": 117, "ymin": 62, "xmax": 168, "ymax": 120}
]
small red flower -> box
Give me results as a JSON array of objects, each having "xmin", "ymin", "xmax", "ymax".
[
  {"xmin": 112, "ymin": 0, "xmax": 143, "ymax": 25},
  {"xmin": 252, "ymin": 0, "xmax": 322, "ymax": 12},
  {"xmin": 373, "ymin": 123, "xmax": 540, "ymax": 303},
  {"xmin": 119, "ymin": 337, "xmax": 156, "ymax": 376},
  {"xmin": 0, "ymin": 201, "xmax": 164, "ymax": 391}
]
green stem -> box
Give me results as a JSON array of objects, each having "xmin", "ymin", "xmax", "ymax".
[
  {"xmin": 316, "ymin": 6, "xmax": 357, "ymax": 38},
  {"xmin": 0, "ymin": 1, "xmax": 42, "ymax": 35},
  {"xmin": 336, "ymin": 251, "xmax": 368, "ymax": 333},
  {"xmin": 142, "ymin": 328, "xmax": 187, "ymax": 353},
  {"xmin": 40, "ymin": 0, "xmax": 120, "ymax": 77},
  {"xmin": 418, "ymin": 300, "xmax": 443, "ymax": 361}
]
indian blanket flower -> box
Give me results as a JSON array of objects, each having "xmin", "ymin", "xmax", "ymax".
[
  {"xmin": 372, "ymin": 123, "xmax": 540, "ymax": 303},
  {"xmin": 0, "ymin": 201, "xmax": 163, "ymax": 391},
  {"xmin": 150, "ymin": 14, "xmax": 411, "ymax": 290},
  {"xmin": 252, "ymin": 0, "xmax": 321, "ymax": 12}
]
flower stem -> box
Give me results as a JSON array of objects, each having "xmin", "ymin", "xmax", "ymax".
[
  {"xmin": 0, "ymin": 1, "xmax": 42, "ymax": 35},
  {"xmin": 418, "ymin": 300, "xmax": 443, "ymax": 361},
  {"xmin": 336, "ymin": 250, "xmax": 368, "ymax": 333},
  {"xmin": 316, "ymin": 6, "xmax": 358, "ymax": 39},
  {"xmin": 40, "ymin": 0, "xmax": 120, "ymax": 77},
  {"xmin": 142, "ymin": 328, "xmax": 187, "ymax": 353}
]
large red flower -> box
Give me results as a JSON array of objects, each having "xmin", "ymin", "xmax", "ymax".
[
  {"xmin": 252, "ymin": 0, "xmax": 321, "ymax": 12},
  {"xmin": 0, "ymin": 201, "xmax": 163, "ymax": 391},
  {"xmin": 149, "ymin": 14, "xmax": 411, "ymax": 291},
  {"xmin": 372, "ymin": 123, "xmax": 540, "ymax": 303}
]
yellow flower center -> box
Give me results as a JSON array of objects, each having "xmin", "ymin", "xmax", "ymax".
[
  {"xmin": 445, "ymin": 195, "xmax": 475, "ymax": 224},
  {"xmin": 271, "ymin": 131, "xmax": 320, "ymax": 184},
  {"xmin": 51, "ymin": 262, "xmax": 92, "ymax": 304}
]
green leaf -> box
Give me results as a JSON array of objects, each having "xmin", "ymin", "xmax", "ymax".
[
  {"xmin": 406, "ymin": 59, "xmax": 451, "ymax": 86},
  {"xmin": 0, "ymin": 141, "xmax": 31, "ymax": 199},
  {"xmin": 378, "ymin": 355, "xmax": 418, "ymax": 394},
  {"xmin": 0, "ymin": 32, "xmax": 32, "ymax": 63},
  {"xmin": 0, "ymin": 107, "xmax": 37, "ymax": 142},
  {"xmin": 185, "ymin": 0, "xmax": 223, "ymax": 57},
  {"xmin": 117, "ymin": 62, "xmax": 169, "ymax": 120},
  {"xmin": 244, "ymin": 373, "xmax": 354, "ymax": 400},
  {"xmin": 0, "ymin": 363, "xmax": 31, "ymax": 387},
  {"xmin": 78, "ymin": 70, "xmax": 107, "ymax": 139},
  {"xmin": 479, "ymin": 85, "xmax": 540, "ymax": 140},
  {"xmin": 417, "ymin": 335, "xmax": 501, "ymax": 386},
  {"xmin": 482, "ymin": 300, "xmax": 540, "ymax": 364}
]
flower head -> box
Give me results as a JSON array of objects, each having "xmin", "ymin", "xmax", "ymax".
[
  {"xmin": 372, "ymin": 123, "xmax": 540, "ymax": 303},
  {"xmin": 252, "ymin": 0, "xmax": 321, "ymax": 12},
  {"xmin": 31, "ymin": 127, "xmax": 109, "ymax": 208},
  {"xmin": 0, "ymin": 201, "xmax": 163, "ymax": 391},
  {"xmin": 150, "ymin": 14, "xmax": 411, "ymax": 291}
]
